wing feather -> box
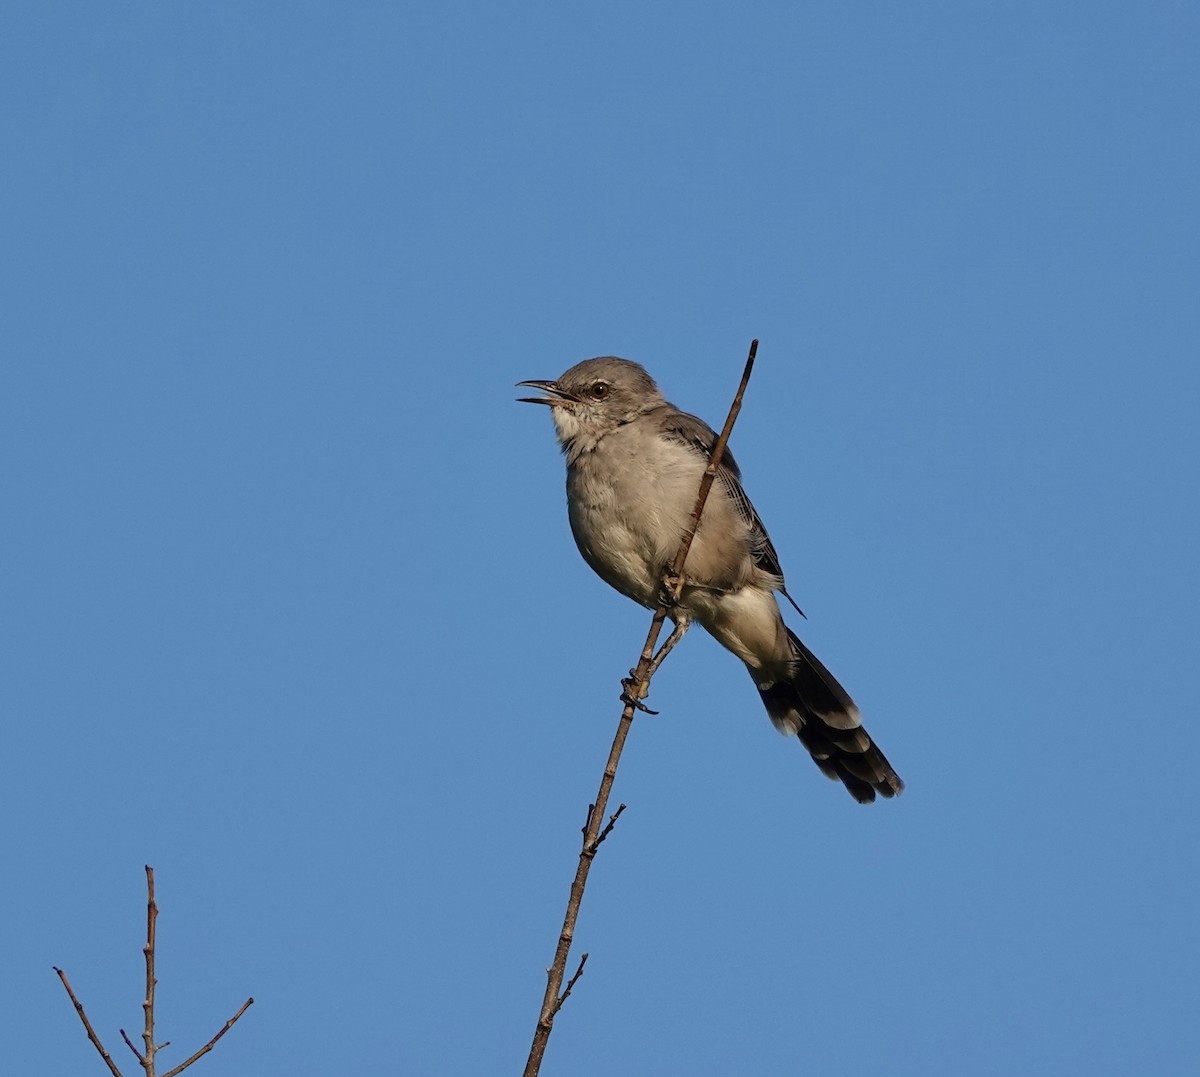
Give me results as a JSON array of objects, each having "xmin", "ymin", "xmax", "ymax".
[{"xmin": 656, "ymin": 410, "xmax": 795, "ymax": 601}]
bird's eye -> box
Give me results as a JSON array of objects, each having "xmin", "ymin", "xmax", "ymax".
[{"xmin": 590, "ymin": 382, "xmax": 609, "ymax": 399}]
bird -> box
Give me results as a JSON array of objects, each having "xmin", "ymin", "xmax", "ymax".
[{"xmin": 518, "ymin": 356, "xmax": 903, "ymax": 803}]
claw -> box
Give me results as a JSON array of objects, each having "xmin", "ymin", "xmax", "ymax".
[
  {"xmin": 620, "ymin": 676, "xmax": 659, "ymax": 715},
  {"xmin": 657, "ymin": 570, "xmax": 682, "ymax": 608}
]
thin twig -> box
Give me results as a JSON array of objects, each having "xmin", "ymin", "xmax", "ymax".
[
  {"xmin": 53, "ymin": 966, "xmax": 126, "ymax": 1077},
  {"xmin": 120, "ymin": 1028, "xmax": 147, "ymax": 1065},
  {"xmin": 143, "ymin": 865, "xmax": 159, "ymax": 1072},
  {"xmin": 158, "ymin": 998, "xmax": 255, "ymax": 1077},
  {"xmin": 523, "ymin": 340, "xmax": 758, "ymax": 1076},
  {"xmin": 550, "ymin": 953, "xmax": 589, "ymax": 1017},
  {"xmin": 588, "ymin": 804, "xmax": 626, "ymax": 853},
  {"xmin": 668, "ymin": 341, "xmax": 759, "ymax": 585}
]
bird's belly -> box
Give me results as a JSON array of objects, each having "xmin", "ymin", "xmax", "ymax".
[
  {"xmin": 567, "ymin": 487, "xmax": 665, "ymax": 608},
  {"xmin": 565, "ymin": 440, "xmax": 757, "ymax": 609}
]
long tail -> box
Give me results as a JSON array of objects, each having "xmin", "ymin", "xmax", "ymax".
[{"xmin": 756, "ymin": 628, "xmax": 904, "ymax": 804}]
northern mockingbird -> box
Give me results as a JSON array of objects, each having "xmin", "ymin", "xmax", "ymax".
[{"xmin": 519, "ymin": 356, "xmax": 903, "ymax": 803}]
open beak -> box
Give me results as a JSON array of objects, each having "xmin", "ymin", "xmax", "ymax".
[{"xmin": 516, "ymin": 379, "xmax": 579, "ymax": 406}]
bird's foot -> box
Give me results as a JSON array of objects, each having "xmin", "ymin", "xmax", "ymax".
[
  {"xmin": 620, "ymin": 673, "xmax": 658, "ymax": 715},
  {"xmin": 657, "ymin": 571, "xmax": 683, "ymax": 609}
]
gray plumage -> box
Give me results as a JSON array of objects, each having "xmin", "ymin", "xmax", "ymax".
[{"xmin": 519, "ymin": 356, "xmax": 903, "ymax": 804}]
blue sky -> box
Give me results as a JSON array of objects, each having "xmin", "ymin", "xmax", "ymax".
[{"xmin": 3, "ymin": 2, "xmax": 1197, "ymax": 1074}]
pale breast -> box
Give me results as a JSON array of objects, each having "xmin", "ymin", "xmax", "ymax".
[{"xmin": 566, "ymin": 425, "xmax": 756, "ymax": 608}]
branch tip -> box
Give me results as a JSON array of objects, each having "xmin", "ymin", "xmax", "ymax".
[
  {"xmin": 120, "ymin": 1028, "xmax": 147, "ymax": 1064},
  {"xmin": 590, "ymin": 803, "xmax": 627, "ymax": 851},
  {"xmin": 54, "ymin": 966, "xmax": 125, "ymax": 1077}
]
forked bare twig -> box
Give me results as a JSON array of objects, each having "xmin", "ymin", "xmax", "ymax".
[
  {"xmin": 55, "ymin": 866, "xmax": 253, "ymax": 1076},
  {"xmin": 523, "ymin": 340, "xmax": 759, "ymax": 1076}
]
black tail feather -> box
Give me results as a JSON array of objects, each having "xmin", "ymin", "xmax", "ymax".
[{"xmin": 756, "ymin": 629, "xmax": 904, "ymax": 804}]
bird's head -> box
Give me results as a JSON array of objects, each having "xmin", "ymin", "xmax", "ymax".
[{"xmin": 518, "ymin": 356, "xmax": 663, "ymax": 453}]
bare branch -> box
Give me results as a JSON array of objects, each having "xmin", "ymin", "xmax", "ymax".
[
  {"xmin": 551, "ymin": 953, "xmax": 589, "ymax": 1017},
  {"xmin": 53, "ymin": 966, "xmax": 126, "ymax": 1077},
  {"xmin": 588, "ymin": 804, "xmax": 626, "ymax": 853},
  {"xmin": 120, "ymin": 1028, "xmax": 147, "ymax": 1065},
  {"xmin": 523, "ymin": 341, "xmax": 758, "ymax": 1076},
  {"xmin": 57, "ymin": 867, "xmax": 253, "ymax": 1076},
  {"xmin": 158, "ymin": 998, "xmax": 255, "ymax": 1077},
  {"xmin": 143, "ymin": 865, "xmax": 159, "ymax": 1072},
  {"xmin": 672, "ymin": 341, "xmax": 758, "ymax": 579}
]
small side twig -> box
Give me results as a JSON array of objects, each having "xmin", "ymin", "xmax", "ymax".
[
  {"xmin": 120, "ymin": 1028, "xmax": 147, "ymax": 1065},
  {"xmin": 588, "ymin": 804, "xmax": 626, "ymax": 853},
  {"xmin": 550, "ymin": 953, "xmax": 589, "ymax": 1018},
  {"xmin": 524, "ymin": 340, "xmax": 758, "ymax": 1077}
]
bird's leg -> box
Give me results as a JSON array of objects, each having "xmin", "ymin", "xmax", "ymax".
[
  {"xmin": 647, "ymin": 615, "xmax": 690, "ymax": 679},
  {"xmin": 620, "ymin": 569, "xmax": 691, "ymax": 713},
  {"xmin": 620, "ymin": 611, "xmax": 691, "ymax": 714},
  {"xmin": 620, "ymin": 681, "xmax": 658, "ymax": 714}
]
